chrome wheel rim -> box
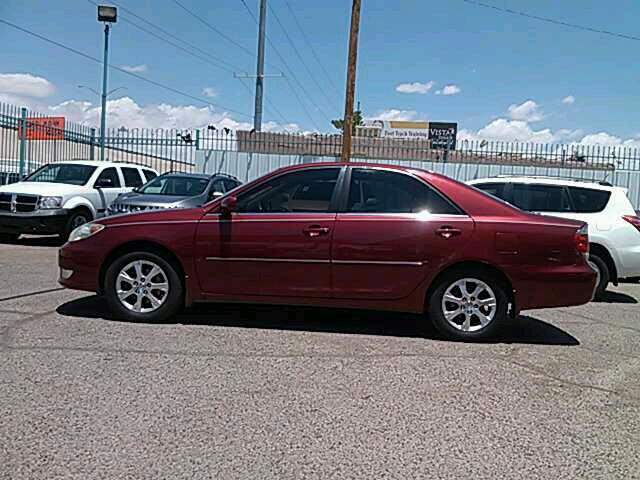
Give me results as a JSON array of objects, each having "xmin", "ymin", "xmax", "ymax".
[
  {"xmin": 587, "ymin": 259, "xmax": 601, "ymax": 289},
  {"xmin": 116, "ymin": 260, "xmax": 169, "ymax": 313},
  {"xmin": 441, "ymin": 278, "xmax": 497, "ymax": 332}
]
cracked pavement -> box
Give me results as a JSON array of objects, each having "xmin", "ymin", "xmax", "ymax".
[{"xmin": 1, "ymin": 239, "xmax": 639, "ymax": 479}]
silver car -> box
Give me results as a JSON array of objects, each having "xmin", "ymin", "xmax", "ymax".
[{"xmin": 106, "ymin": 172, "xmax": 241, "ymax": 216}]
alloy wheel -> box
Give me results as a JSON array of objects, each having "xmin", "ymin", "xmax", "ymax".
[
  {"xmin": 441, "ymin": 278, "xmax": 497, "ymax": 332},
  {"xmin": 115, "ymin": 260, "xmax": 170, "ymax": 313}
]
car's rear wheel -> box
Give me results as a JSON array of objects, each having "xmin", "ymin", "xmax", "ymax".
[
  {"xmin": 104, "ymin": 251, "xmax": 183, "ymax": 323},
  {"xmin": 428, "ymin": 271, "xmax": 508, "ymax": 341},
  {"xmin": 587, "ymin": 254, "xmax": 609, "ymax": 298}
]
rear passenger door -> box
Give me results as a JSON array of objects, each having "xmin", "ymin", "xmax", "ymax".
[{"xmin": 331, "ymin": 167, "xmax": 474, "ymax": 300}]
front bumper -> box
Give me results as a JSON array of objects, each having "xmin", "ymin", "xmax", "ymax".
[
  {"xmin": 0, "ymin": 209, "xmax": 69, "ymax": 235},
  {"xmin": 58, "ymin": 242, "xmax": 102, "ymax": 292}
]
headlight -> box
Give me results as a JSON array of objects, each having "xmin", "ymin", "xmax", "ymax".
[
  {"xmin": 38, "ymin": 196, "xmax": 63, "ymax": 209},
  {"xmin": 68, "ymin": 223, "xmax": 105, "ymax": 242}
]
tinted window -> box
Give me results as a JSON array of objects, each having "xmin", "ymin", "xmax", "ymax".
[
  {"xmin": 237, "ymin": 168, "xmax": 340, "ymax": 213},
  {"xmin": 122, "ymin": 167, "xmax": 143, "ymax": 188},
  {"xmin": 143, "ymin": 169, "xmax": 157, "ymax": 182},
  {"xmin": 347, "ymin": 168, "xmax": 461, "ymax": 214},
  {"xmin": 474, "ymin": 183, "xmax": 506, "ymax": 201},
  {"xmin": 223, "ymin": 178, "xmax": 240, "ymax": 192},
  {"xmin": 94, "ymin": 167, "xmax": 121, "ymax": 188},
  {"xmin": 25, "ymin": 163, "xmax": 97, "ymax": 186},
  {"xmin": 139, "ymin": 175, "xmax": 209, "ymax": 196},
  {"xmin": 568, "ymin": 187, "xmax": 611, "ymax": 213},
  {"xmin": 510, "ymin": 184, "xmax": 571, "ymax": 212}
]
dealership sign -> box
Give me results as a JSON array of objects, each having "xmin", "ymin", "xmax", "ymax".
[
  {"xmin": 364, "ymin": 120, "xmax": 457, "ymax": 148},
  {"xmin": 18, "ymin": 116, "xmax": 66, "ymax": 140}
]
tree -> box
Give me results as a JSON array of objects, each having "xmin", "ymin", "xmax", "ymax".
[{"xmin": 331, "ymin": 109, "xmax": 364, "ymax": 134}]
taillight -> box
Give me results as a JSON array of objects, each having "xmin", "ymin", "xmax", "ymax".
[
  {"xmin": 622, "ymin": 215, "xmax": 640, "ymax": 234},
  {"xmin": 574, "ymin": 224, "xmax": 589, "ymax": 254}
]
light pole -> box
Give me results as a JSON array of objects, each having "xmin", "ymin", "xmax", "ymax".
[{"xmin": 97, "ymin": 5, "xmax": 117, "ymax": 161}]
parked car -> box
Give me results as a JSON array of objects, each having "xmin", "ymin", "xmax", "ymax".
[
  {"xmin": 0, "ymin": 160, "xmax": 158, "ymax": 242},
  {"xmin": 58, "ymin": 163, "xmax": 597, "ymax": 341},
  {"xmin": 106, "ymin": 172, "xmax": 241, "ymax": 216},
  {"xmin": 467, "ymin": 176, "xmax": 640, "ymax": 296}
]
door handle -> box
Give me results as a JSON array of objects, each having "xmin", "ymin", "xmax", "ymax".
[
  {"xmin": 435, "ymin": 225, "xmax": 462, "ymax": 239},
  {"xmin": 303, "ymin": 225, "xmax": 331, "ymax": 237}
]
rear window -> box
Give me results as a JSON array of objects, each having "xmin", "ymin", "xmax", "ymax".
[{"xmin": 567, "ymin": 187, "xmax": 611, "ymax": 213}]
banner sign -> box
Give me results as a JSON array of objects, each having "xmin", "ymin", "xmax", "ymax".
[{"xmin": 18, "ymin": 117, "xmax": 66, "ymax": 140}]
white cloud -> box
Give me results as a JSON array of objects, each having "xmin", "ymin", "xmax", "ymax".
[
  {"xmin": 562, "ymin": 95, "xmax": 575, "ymax": 105},
  {"xmin": 370, "ymin": 109, "xmax": 418, "ymax": 121},
  {"xmin": 0, "ymin": 73, "xmax": 55, "ymax": 98},
  {"xmin": 435, "ymin": 84, "xmax": 461, "ymax": 96},
  {"xmin": 579, "ymin": 132, "xmax": 621, "ymax": 146},
  {"xmin": 507, "ymin": 100, "xmax": 544, "ymax": 122},
  {"xmin": 395, "ymin": 81, "xmax": 435, "ymax": 94},
  {"xmin": 121, "ymin": 64, "xmax": 148, "ymax": 74},
  {"xmin": 202, "ymin": 87, "xmax": 217, "ymax": 98}
]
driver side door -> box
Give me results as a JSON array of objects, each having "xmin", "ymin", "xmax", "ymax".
[{"xmin": 195, "ymin": 166, "xmax": 344, "ymax": 298}]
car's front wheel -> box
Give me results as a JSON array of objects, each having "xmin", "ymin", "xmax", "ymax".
[
  {"xmin": 61, "ymin": 209, "xmax": 92, "ymax": 242},
  {"xmin": 104, "ymin": 251, "xmax": 183, "ymax": 323},
  {"xmin": 428, "ymin": 270, "xmax": 508, "ymax": 341}
]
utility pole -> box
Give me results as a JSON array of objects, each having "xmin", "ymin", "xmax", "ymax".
[
  {"xmin": 100, "ymin": 23, "xmax": 110, "ymax": 161},
  {"xmin": 254, "ymin": 0, "xmax": 267, "ymax": 131},
  {"xmin": 340, "ymin": 0, "xmax": 362, "ymax": 163}
]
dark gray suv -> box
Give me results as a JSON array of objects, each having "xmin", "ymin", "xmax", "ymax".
[{"xmin": 106, "ymin": 172, "xmax": 241, "ymax": 216}]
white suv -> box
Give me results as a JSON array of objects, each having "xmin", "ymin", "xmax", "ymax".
[
  {"xmin": 0, "ymin": 160, "xmax": 158, "ymax": 241},
  {"xmin": 467, "ymin": 176, "xmax": 640, "ymax": 296}
]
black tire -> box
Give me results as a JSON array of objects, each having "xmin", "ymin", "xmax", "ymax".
[
  {"xmin": 61, "ymin": 209, "xmax": 92, "ymax": 242},
  {"xmin": 0, "ymin": 233, "xmax": 19, "ymax": 243},
  {"xmin": 104, "ymin": 251, "xmax": 183, "ymax": 323},
  {"xmin": 428, "ymin": 269, "xmax": 508, "ymax": 341},
  {"xmin": 588, "ymin": 254, "xmax": 609, "ymax": 298}
]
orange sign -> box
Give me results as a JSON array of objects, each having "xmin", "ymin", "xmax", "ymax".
[{"xmin": 19, "ymin": 117, "xmax": 66, "ymax": 140}]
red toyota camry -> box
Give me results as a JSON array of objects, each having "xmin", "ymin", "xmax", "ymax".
[{"xmin": 58, "ymin": 163, "xmax": 597, "ymax": 341}]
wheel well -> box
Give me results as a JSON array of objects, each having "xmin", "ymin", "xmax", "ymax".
[
  {"xmin": 425, "ymin": 261, "xmax": 516, "ymax": 317},
  {"xmin": 589, "ymin": 243, "xmax": 617, "ymax": 285},
  {"xmin": 70, "ymin": 205, "xmax": 93, "ymax": 220},
  {"xmin": 98, "ymin": 241, "xmax": 186, "ymax": 296}
]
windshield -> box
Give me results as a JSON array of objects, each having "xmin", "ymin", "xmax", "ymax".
[
  {"xmin": 138, "ymin": 175, "xmax": 210, "ymax": 196},
  {"xmin": 24, "ymin": 163, "xmax": 97, "ymax": 186}
]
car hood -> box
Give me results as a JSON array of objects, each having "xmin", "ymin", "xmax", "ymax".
[
  {"xmin": 100, "ymin": 206, "xmax": 206, "ymax": 225},
  {"xmin": 0, "ymin": 181, "xmax": 87, "ymax": 196},
  {"xmin": 113, "ymin": 191, "xmax": 194, "ymax": 206}
]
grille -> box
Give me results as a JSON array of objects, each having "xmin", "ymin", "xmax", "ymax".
[
  {"xmin": 108, "ymin": 203, "xmax": 169, "ymax": 215},
  {"xmin": 0, "ymin": 193, "xmax": 39, "ymax": 213}
]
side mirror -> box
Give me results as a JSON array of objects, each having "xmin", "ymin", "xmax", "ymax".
[{"xmin": 220, "ymin": 195, "xmax": 237, "ymax": 217}]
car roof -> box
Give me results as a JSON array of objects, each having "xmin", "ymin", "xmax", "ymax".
[
  {"xmin": 47, "ymin": 160, "xmax": 157, "ymax": 170},
  {"xmin": 468, "ymin": 176, "xmax": 623, "ymax": 192},
  {"xmin": 157, "ymin": 172, "xmax": 239, "ymax": 180}
]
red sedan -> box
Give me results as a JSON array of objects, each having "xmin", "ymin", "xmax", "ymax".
[{"xmin": 58, "ymin": 163, "xmax": 597, "ymax": 341}]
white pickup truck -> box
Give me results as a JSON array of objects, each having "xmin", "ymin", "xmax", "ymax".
[{"xmin": 0, "ymin": 160, "xmax": 158, "ymax": 241}]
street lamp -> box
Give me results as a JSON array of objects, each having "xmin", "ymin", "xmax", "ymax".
[{"xmin": 97, "ymin": 5, "xmax": 117, "ymax": 161}]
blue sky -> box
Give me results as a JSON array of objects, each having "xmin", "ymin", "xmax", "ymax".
[{"xmin": 0, "ymin": 0, "xmax": 639, "ymax": 144}]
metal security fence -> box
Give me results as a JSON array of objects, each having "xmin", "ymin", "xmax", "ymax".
[{"xmin": 1, "ymin": 100, "xmax": 640, "ymax": 206}]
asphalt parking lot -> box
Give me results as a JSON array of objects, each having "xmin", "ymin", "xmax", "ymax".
[{"xmin": 1, "ymin": 239, "xmax": 639, "ymax": 479}]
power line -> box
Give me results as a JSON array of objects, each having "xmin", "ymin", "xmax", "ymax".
[
  {"xmin": 239, "ymin": 0, "xmax": 328, "ymax": 130},
  {"xmin": 267, "ymin": 2, "xmax": 337, "ymax": 109},
  {"xmin": 461, "ymin": 0, "xmax": 640, "ymax": 42},
  {"xmin": 0, "ymin": 18, "xmax": 253, "ymax": 119},
  {"xmin": 237, "ymin": 77, "xmax": 290, "ymax": 125},
  {"xmin": 86, "ymin": 0, "xmax": 248, "ymax": 73},
  {"xmin": 283, "ymin": 0, "xmax": 340, "ymax": 95},
  {"xmin": 170, "ymin": 0, "xmax": 256, "ymax": 57}
]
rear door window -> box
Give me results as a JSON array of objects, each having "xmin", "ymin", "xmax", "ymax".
[
  {"xmin": 121, "ymin": 167, "xmax": 144, "ymax": 188},
  {"xmin": 143, "ymin": 169, "xmax": 157, "ymax": 182},
  {"xmin": 567, "ymin": 187, "xmax": 611, "ymax": 213},
  {"xmin": 510, "ymin": 184, "xmax": 571, "ymax": 212},
  {"xmin": 473, "ymin": 183, "xmax": 507, "ymax": 201}
]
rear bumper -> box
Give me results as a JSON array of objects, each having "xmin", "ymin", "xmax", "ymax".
[
  {"xmin": 510, "ymin": 262, "xmax": 598, "ymax": 311},
  {"xmin": 0, "ymin": 209, "xmax": 69, "ymax": 235}
]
